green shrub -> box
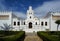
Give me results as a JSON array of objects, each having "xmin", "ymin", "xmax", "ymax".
[
  {"xmin": 0, "ymin": 31, "xmax": 25, "ymax": 41},
  {"xmin": 37, "ymin": 31, "xmax": 59, "ymax": 41}
]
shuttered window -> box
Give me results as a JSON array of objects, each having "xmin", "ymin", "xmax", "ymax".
[
  {"xmin": 41, "ymin": 22, "xmax": 43, "ymax": 26},
  {"xmin": 17, "ymin": 22, "xmax": 20, "ymax": 26},
  {"xmin": 14, "ymin": 22, "xmax": 16, "ymax": 26},
  {"xmin": 45, "ymin": 22, "xmax": 47, "ymax": 26}
]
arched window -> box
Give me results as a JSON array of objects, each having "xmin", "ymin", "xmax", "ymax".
[
  {"xmin": 41, "ymin": 22, "xmax": 43, "ymax": 26},
  {"xmin": 45, "ymin": 22, "xmax": 47, "ymax": 26},
  {"xmin": 30, "ymin": 16, "xmax": 31, "ymax": 19},
  {"xmin": 29, "ymin": 13, "xmax": 32, "ymax": 14},
  {"xmin": 36, "ymin": 22, "xmax": 37, "ymax": 25},
  {"xmin": 17, "ymin": 22, "xmax": 20, "ymax": 26},
  {"xmin": 24, "ymin": 22, "xmax": 25, "ymax": 25},
  {"xmin": 30, "ymin": 13, "xmax": 32, "ymax": 14},
  {"xmin": 14, "ymin": 22, "xmax": 16, "ymax": 26}
]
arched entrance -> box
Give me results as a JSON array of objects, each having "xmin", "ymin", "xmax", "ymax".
[{"xmin": 29, "ymin": 22, "xmax": 32, "ymax": 28}]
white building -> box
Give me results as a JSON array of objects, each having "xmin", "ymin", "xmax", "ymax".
[{"xmin": 0, "ymin": 6, "xmax": 60, "ymax": 32}]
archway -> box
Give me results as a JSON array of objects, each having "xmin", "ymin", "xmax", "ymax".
[{"xmin": 29, "ymin": 22, "xmax": 32, "ymax": 28}]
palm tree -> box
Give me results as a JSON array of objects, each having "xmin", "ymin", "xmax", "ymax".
[
  {"xmin": 0, "ymin": 23, "xmax": 14, "ymax": 31},
  {"xmin": 0, "ymin": 23, "xmax": 14, "ymax": 35},
  {"xmin": 55, "ymin": 20, "xmax": 60, "ymax": 31}
]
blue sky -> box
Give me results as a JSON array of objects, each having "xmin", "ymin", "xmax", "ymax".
[{"xmin": 0, "ymin": 0, "xmax": 60, "ymax": 18}]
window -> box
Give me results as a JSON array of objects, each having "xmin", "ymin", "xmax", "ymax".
[
  {"xmin": 14, "ymin": 22, "xmax": 16, "ymax": 26},
  {"xmin": 24, "ymin": 22, "xmax": 25, "ymax": 25},
  {"xmin": 17, "ymin": 22, "xmax": 20, "ymax": 26},
  {"xmin": 45, "ymin": 22, "xmax": 47, "ymax": 26},
  {"xmin": 30, "ymin": 16, "xmax": 31, "ymax": 18},
  {"xmin": 29, "ymin": 13, "xmax": 32, "ymax": 14},
  {"xmin": 36, "ymin": 22, "xmax": 37, "ymax": 25},
  {"xmin": 41, "ymin": 22, "xmax": 43, "ymax": 26},
  {"xmin": 0, "ymin": 15, "xmax": 9, "ymax": 20},
  {"xmin": 30, "ymin": 13, "xmax": 32, "ymax": 14}
]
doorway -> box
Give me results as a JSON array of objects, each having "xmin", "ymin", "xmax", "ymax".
[{"xmin": 29, "ymin": 22, "xmax": 32, "ymax": 28}]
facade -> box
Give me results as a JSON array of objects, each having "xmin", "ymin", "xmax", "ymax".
[{"xmin": 0, "ymin": 6, "xmax": 60, "ymax": 32}]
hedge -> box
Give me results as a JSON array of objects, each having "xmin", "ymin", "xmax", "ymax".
[
  {"xmin": 0, "ymin": 31, "xmax": 25, "ymax": 41},
  {"xmin": 37, "ymin": 31, "xmax": 60, "ymax": 41}
]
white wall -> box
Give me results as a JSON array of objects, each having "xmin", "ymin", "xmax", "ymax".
[
  {"xmin": 51, "ymin": 20, "xmax": 57, "ymax": 31},
  {"xmin": 12, "ymin": 18, "xmax": 20, "ymax": 31},
  {"xmin": 40, "ymin": 18, "xmax": 50, "ymax": 31},
  {"xmin": 0, "ymin": 12, "xmax": 12, "ymax": 30}
]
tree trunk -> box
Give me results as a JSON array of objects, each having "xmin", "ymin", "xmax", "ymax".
[{"xmin": 57, "ymin": 24, "xmax": 59, "ymax": 31}]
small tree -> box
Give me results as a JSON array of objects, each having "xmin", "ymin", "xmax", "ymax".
[
  {"xmin": 55, "ymin": 20, "xmax": 60, "ymax": 31},
  {"xmin": 0, "ymin": 23, "xmax": 13, "ymax": 31},
  {"xmin": 0, "ymin": 23, "xmax": 14, "ymax": 35}
]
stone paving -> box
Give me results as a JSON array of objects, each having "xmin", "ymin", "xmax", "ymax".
[{"xmin": 24, "ymin": 33, "xmax": 43, "ymax": 41}]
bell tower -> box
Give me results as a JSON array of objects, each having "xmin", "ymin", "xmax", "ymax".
[{"xmin": 27, "ymin": 6, "xmax": 34, "ymax": 19}]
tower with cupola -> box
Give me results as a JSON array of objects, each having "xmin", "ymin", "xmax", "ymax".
[{"xmin": 27, "ymin": 6, "xmax": 34, "ymax": 19}]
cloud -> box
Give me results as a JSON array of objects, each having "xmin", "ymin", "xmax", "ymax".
[
  {"xmin": 13, "ymin": 12, "xmax": 26, "ymax": 19},
  {"xmin": 0, "ymin": 0, "xmax": 26, "ymax": 19},
  {"xmin": 0, "ymin": 0, "xmax": 60, "ymax": 19},
  {"xmin": 34, "ymin": 1, "xmax": 60, "ymax": 18}
]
